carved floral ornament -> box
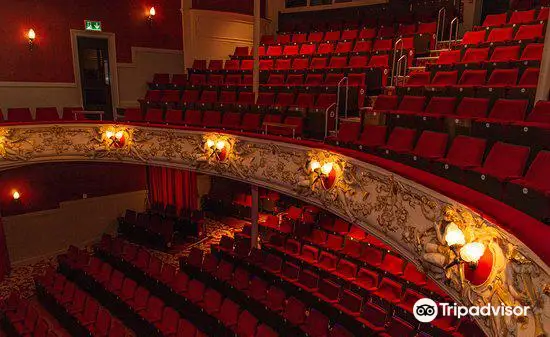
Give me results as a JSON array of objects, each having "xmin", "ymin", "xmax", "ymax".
[{"xmin": 0, "ymin": 124, "xmax": 548, "ymax": 337}]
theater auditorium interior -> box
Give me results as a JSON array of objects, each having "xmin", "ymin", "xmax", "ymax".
[{"xmin": 0, "ymin": 0, "xmax": 550, "ymax": 336}]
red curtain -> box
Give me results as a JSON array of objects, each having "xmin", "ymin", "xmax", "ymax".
[
  {"xmin": 0, "ymin": 217, "xmax": 10, "ymax": 281},
  {"xmin": 147, "ymin": 167, "xmax": 198, "ymax": 213}
]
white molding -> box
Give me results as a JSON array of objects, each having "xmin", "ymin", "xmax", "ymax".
[
  {"xmin": 281, "ymin": 0, "xmax": 388, "ymax": 13},
  {"xmin": 0, "ymin": 82, "xmax": 77, "ymax": 88}
]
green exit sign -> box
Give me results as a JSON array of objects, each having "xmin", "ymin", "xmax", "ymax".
[{"xmin": 85, "ymin": 20, "xmax": 102, "ymax": 32}]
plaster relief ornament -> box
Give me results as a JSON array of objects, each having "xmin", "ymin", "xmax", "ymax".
[{"xmin": 0, "ymin": 128, "xmax": 34, "ymax": 161}]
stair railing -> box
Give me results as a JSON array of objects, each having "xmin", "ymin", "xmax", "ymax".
[
  {"xmin": 337, "ymin": 77, "xmax": 349, "ymax": 119},
  {"xmin": 435, "ymin": 7, "xmax": 446, "ymax": 48},
  {"xmin": 391, "ymin": 38, "xmax": 405, "ymax": 87},
  {"xmin": 449, "ymin": 17, "xmax": 460, "ymax": 49}
]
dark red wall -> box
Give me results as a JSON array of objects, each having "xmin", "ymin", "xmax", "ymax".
[
  {"xmin": 0, "ymin": 0, "xmax": 182, "ymax": 82},
  {"xmin": 0, "ymin": 163, "xmax": 147, "ymax": 216},
  {"xmin": 192, "ymin": 0, "xmax": 266, "ymax": 17}
]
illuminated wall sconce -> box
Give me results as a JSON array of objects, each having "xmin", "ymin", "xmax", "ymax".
[
  {"xmin": 148, "ymin": 7, "xmax": 156, "ymax": 25},
  {"xmin": 27, "ymin": 29, "xmax": 36, "ymax": 50},
  {"xmin": 12, "ymin": 191, "xmax": 21, "ymax": 201},
  {"xmin": 105, "ymin": 130, "xmax": 126, "ymax": 148},
  {"xmin": 205, "ymin": 138, "xmax": 229, "ymax": 161},
  {"xmin": 309, "ymin": 160, "xmax": 337, "ymax": 190},
  {"xmin": 444, "ymin": 222, "xmax": 485, "ymax": 270}
]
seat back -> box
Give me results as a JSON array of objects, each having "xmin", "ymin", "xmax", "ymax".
[
  {"xmin": 488, "ymin": 99, "xmax": 528, "ymax": 121},
  {"xmin": 483, "ymin": 142, "xmax": 530, "ymax": 178},
  {"xmin": 445, "ymin": 136, "xmax": 487, "ymax": 167},
  {"xmin": 524, "ymin": 151, "xmax": 550, "ymax": 190},
  {"xmin": 414, "ymin": 131, "xmax": 448, "ymax": 159},
  {"xmin": 456, "ymin": 97, "xmax": 490, "ymax": 118}
]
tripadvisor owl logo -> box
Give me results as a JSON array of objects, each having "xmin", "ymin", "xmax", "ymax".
[{"xmin": 413, "ymin": 298, "xmax": 438, "ymax": 322}]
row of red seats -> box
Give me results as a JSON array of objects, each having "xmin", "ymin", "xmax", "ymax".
[
  {"xmin": 2, "ymin": 295, "xmax": 69, "ymax": 337},
  {"xmin": 371, "ymin": 96, "xmax": 546, "ymax": 130},
  {"xmin": 328, "ymin": 123, "xmax": 550, "ymax": 219},
  {"xmin": 186, "ymin": 245, "xmax": 372, "ymax": 337},
  {"xmin": 179, "ymin": 72, "xmax": 365, "ymax": 91},
  {"xmin": 259, "ymin": 222, "xmax": 439, "ymax": 296},
  {"xmin": 59, "ymin": 246, "xmax": 207, "ymax": 337},
  {"xmin": 117, "ymin": 210, "xmax": 175, "ymax": 248},
  {"xmin": 478, "ymin": 8, "xmax": 548, "ymax": 28},
  {"xmin": 258, "ymin": 22, "xmax": 436, "ymax": 46},
  {"xmin": 460, "ymin": 24, "xmax": 545, "ymax": 46},
  {"xmin": 211, "ymin": 236, "xmax": 483, "ymax": 337},
  {"xmin": 431, "ymin": 43, "xmax": 542, "ymax": 69},
  {"xmin": 36, "ymin": 269, "xmax": 133, "ymax": 337},
  {"xmin": 95, "ymin": 236, "xmax": 266, "ymax": 336},
  {"xmin": 0, "ymin": 107, "xmax": 84, "ymax": 123},
  {"xmin": 401, "ymin": 68, "xmax": 538, "ymax": 99},
  {"xmin": 137, "ymin": 91, "xmax": 337, "ymax": 112},
  {"xmin": 124, "ymin": 109, "xmax": 304, "ymax": 138},
  {"xmin": 191, "ymin": 54, "xmax": 389, "ymax": 73}
]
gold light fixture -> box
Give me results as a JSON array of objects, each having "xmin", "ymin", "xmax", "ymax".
[
  {"xmin": 12, "ymin": 191, "xmax": 20, "ymax": 201},
  {"xmin": 309, "ymin": 160, "xmax": 337, "ymax": 190},
  {"xmin": 148, "ymin": 7, "xmax": 156, "ymax": 25},
  {"xmin": 27, "ymin": 29, "xmax": 36, "ymax": 50},
  {"xmin": 444, "ymin": 222, "xmax": 466, "ymax": 247},
  {"xmin": 205, "ymin": 138, "xmax": 229, "ymax": 161},
  {"xmin": 104, "ymin": 129, "xmax": 127, "ymax": 148},
  {"xmin": 443, "ymin": 222, "xmax": 485, "ymax": 270},
  {"xmin": 460, "ymin": 242, "xmax": 486, "ymax": 267}
]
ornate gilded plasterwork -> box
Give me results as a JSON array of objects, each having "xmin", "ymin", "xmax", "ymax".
[{"xmin": 0, "ymin": 124, "xmax": 548, "ymax": 337}]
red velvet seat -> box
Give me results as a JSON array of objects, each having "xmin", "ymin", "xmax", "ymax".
[
  {"xmin": 425, "ymin": 71, "xmax": 459, "ymax": 94},
  {"xmin": 183, "ymin": 110, "xmax": 202, "ymax": 126},
  {"xmin": 379, "ymin": 127, "xmax": 417, "ymax": 153},
  {"xmin": 373, "ymin": 277, "xmax": 402, "ymax": 304},
  {"xmin": 7, "ymin": 108, "xmax": 33, "ymax": 122},
  {"xmin": 317, "ymin": 42, "xmax": 335, "ymax": 55},
  {"xmin": 514, "ymin": 24, "xmax": 544, "ymax": 42},
  {"xmin": 354, "ymin": 125, "xmax": 388, "ymax": 151},
  {"xmin": 267, "ymin": 45, "xmax": 283, "ymax": 57},
  {"xmin": 35, "ymin": 107, "xmax": 60, "ymax": 121},
  {"xmin": 299, "ymin": 43, "xmax": 317, "ymax": 55},
  {"xmin": 352, "ymin": 40, "xmax": 373, "ymax": 54},
  {"xmin": 145, "ymin": 108, "xmax": 163, "ymax": 123},
  {"xmin": 358, "ymin": 27, "xmax": 376, "ymax": 40},
  {"xmin": 233, "ymin": 47, "xmax": 248, "ymax": 57},
  {"xmin": 409, "ymin": 131, "xmax": 448, "ymax": 162},
  {"xmin": 485, "ymin": 27, "xmax": 514, "ymax": 44},
  {"xmin": 202, "ymin": 110, "xmax": 222, "ymax": 128},
  {"xmin": 354, "ymin": 268, "xmax": 379, "ymax": 292},
  {"xmin": 509, "ymin": 9, "xmax": 536, "ymax": 25},
  {"xmin": 297, "ymin": 269, "xmax": 319, "ymax": 291},
  {"xmin": 380, "ymin": 253, "xmax": 405, "ymax": 275},
  {"xmin": 301, "ymin": 309, "xmax": 329, "ymax": 337},
  {"xmin": 217, "ymin": 299, "xmax": 240, "ymax": 328},
  {"xmin": 315, "ymin": 278, "xmax": 341, "ymax": 303},
  {"xmin": 373, "ymin": 38, "xmax": 393, "ymax": 52},
  {"xmin": 263, "ymin": 286, "xmax": 286, "ymax": 312},
  {"xmin": 224, "ymin": 60, "xmax": 240, "ymax": 71},
  {"xmin": 360, "ymin": 245, "xmax": 383, "ymax": 266},
  {"xmin": 379, "ymin": 316, "xmax": 415, "ymax": 337},
  {"xmin": 324, "ymin": 30, "xmax": 341, "ymax": 41},
  {"xmin": 334, "ymin": 41, "xmax": 353, "ymax": 55},
  {"xmin": 336, "ymin": 289, "xmax": 363, "ymax": 316},
  {"xmin": 402, "ymin": 71, "xmax": 431, "ymax": 94},
  {"xmin": 316, "ymin": 251, "xmax": 337, "ymax": 271},
  {"xmin": 323, "ymin": 233, "xmax": 344, "ymax": 251},
  {"xmin": 437, "ymin": 136, "xmax": 487, "ymax": 178},
  {"xmin": 357, "ymin": 303, "xmax": 387, "ymax": 332},
  {"xmin": 434, "ymin": 50, "xmax": 461, "ymax": 67},
  {"xmin": 292, "ymin": 58, "xmax": 310, "ymax": 70},
  {"xmin": 482, "ymin": 13, "xmax": 507, "ymax": 27},
  {"xmin": 461, "ymin": 30, "xmax": 487, "ymax": 45},
  {"xmin": 487, "ymin": 45, "xmax": 521, "ymax": 64},
  {"xmin": 342, "ymin": 238, "xmax": 363, "ymax": 259},
  {"xmin": 335, "ymin": 259, "xmax": 357, "ymax": 280}
]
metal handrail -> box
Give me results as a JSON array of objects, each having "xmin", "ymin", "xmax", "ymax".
[
  {"xmin": 337, "ymin": 77, "xmax": 349, "ymax": 119},
  {"xmin": 324, "ymin": 102, "xmax": 337, "ymax": 138},
  {"xmin": 449, "ymin": 17, "xmax": 459, "ymax": 49},
  {"xmin": 395, "ymin": 55, "xmax": 408, "ymax": 87},
  {"xmin": 435, "ymin": 8, "xmax": 446, "ymax": 48},
  {"xmin": 391, "ymin": 38, "xmax": 405, "ymax": 87}
]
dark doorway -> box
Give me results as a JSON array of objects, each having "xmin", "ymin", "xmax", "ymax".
[{"xmin": 77, "ymin": 37, "xmax": 113, "ymax": 120}]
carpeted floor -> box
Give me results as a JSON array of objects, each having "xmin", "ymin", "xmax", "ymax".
[{"xmin": 0, "ymin": 217, "xmax": 248, "ymax": 301}]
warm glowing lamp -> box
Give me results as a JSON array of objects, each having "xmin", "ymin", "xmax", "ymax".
[
  {"xmin": 105, "ymin": 131, "xmax": 114, "ymax": 139},
  {"xmin": 115, "ymin": 131, "xmax": 124, "ymax": 140},
  {"xmin": 27, "ymin": 29, "xmax": 36, "ymax": 50},
  {"xmin": 460, "ymin": 242, "xmax": 485, "ymax": 265},
  {"xmin": 28, "ymin": 29, "xmax": 36, "ymax": 41},
  {"xmin": 12, "ymin": 191, "xmax": 20, "ymax": 201},
  {"xmin": 321, "ymin": 162, "xmax": 333, "ymax": 175},
  {"xmin": 310, "ymin": 161, "xmax": 321, "ymax": 171},
  {"xmin": 148, "ymin": 7, "xmax": 156, "ymax": 25},
  {"xmin": 444, "ymin": 222, "xmax": 466, "ymax": 247},
  {"xmin": 216, "ymin": 141, "xmax": 225, "ymax": 150},
  {"xmin": 206, "ymin": 139, "xmax": 215, "ymax": 148}
]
